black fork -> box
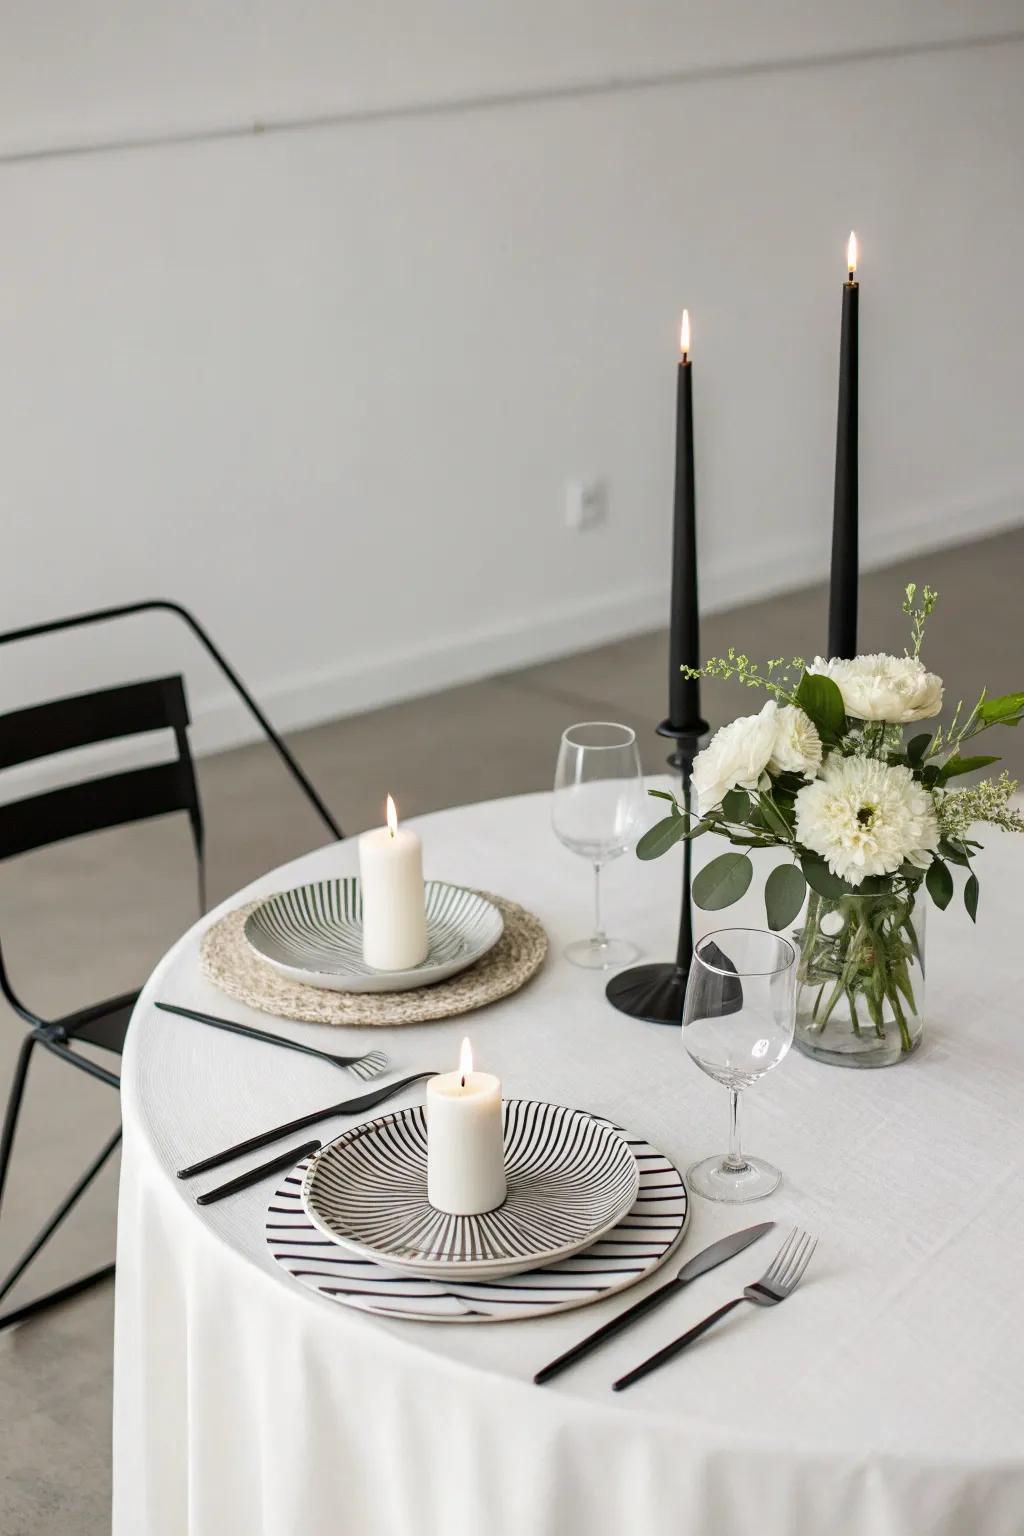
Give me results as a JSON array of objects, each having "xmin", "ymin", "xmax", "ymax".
[
  {"xmin": 613, "ymin": 1227, "xmax": 818, "ymax": 1391},
  {"xmin": 156, "ymin": 1002, "xmax": 388, "ymax": 1081}
]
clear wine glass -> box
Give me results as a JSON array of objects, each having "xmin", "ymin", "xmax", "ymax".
[
  {"xmin": 552, "ymin": 722, "xmax": 645, "ymax": 969},
  {"xmin": 682, "ymin": 928, "xmax": 797, "ymax": 1202}
]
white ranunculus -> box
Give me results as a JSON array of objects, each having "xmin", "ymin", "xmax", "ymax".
[
  {"xmin": 691, "ymin": 701, "xmax": 779, "ymax": 816},
  {"xmin": 794, "ymin": 756, "xmax": 939, "ymax": 885},
  {"xmin": 768, "ymin": 705, "xmax": 822, "ymax": 779},
  {"xmin": 807, "ymin": 653, "xmax": 943, "ymax": 723}
]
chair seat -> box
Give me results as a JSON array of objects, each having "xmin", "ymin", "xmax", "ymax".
[{"xmin": 63, "ymin": 991, "xmax": 139, "ymax": 1055}]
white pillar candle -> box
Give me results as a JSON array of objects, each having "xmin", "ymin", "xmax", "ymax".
[
  {"xmin": 358, "ymin": 795, "xmax": 428, "ymax": 971},
  {"xmin": 427, "ymin": 1038, "xmax": 507, "ymax": 1215}
]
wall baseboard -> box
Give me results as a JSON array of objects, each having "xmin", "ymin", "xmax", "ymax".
[
  {"xmin": 188, "ymin": 486, "xmax": 1021, "ymax": 756},
  {"xmin": 2, "ymin": 489, "xmax": 1019, "ymax": 800}
]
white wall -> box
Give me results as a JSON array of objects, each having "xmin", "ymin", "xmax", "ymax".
[{"xmin": 1, "ymin": 6, "xmax": 1022, "ymax": 752}]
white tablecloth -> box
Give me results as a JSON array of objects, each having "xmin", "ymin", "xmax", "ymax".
[{"xmin": 113, "ymin": 790, "xmax": 1024, "ymax": 1536}]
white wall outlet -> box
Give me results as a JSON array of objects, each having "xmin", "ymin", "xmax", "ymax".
[{"xmin": 565, "ymin": 479, "xmax": 607, "ymax": 531}]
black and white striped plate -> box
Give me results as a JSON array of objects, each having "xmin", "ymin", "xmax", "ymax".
[
  {"xmin": 243, "ymin": 879, "xmax": 503, "ymax": 994},
  {"xmin": 267, "ymin": 1124, "xmax": 687, "ymax": 1322},
  {"xmin": 300, "ymin": 1100, "xmax": 641, "ymax": 1281}
]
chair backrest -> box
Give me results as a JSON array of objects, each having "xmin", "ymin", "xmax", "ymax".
[
  {"xmin": 0, "ymin": 600, "xmax": 341, "ymax": 842},
  {"xmin": 0, "ymin": 675, "xmax": 204, "ymax": 879}
]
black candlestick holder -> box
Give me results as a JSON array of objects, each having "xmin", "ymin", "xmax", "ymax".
[{"xmin": 605, "ymin": 713, "xmax": 708, "ymax": 1026}]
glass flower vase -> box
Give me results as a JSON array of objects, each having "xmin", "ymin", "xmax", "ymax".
[{"xmin": 793, "ymin": 888, "xmax": 925, "ymax": 1067}]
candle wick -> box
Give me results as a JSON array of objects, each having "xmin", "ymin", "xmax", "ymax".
[{"xmin": 460, "ymin": 1074, "xmax": 466, "ymax": 1089}]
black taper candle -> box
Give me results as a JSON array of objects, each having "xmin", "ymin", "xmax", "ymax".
[
  {"xmin": 606, "ymin": 311, "xmax": 708, "ymax": 1026},
  {"xmin": 828, "ymin": 233, "xmax": 859, "ymax": 659},
  {"xmin": 668, "ymin": 312, "xmax": 704, "ymax": 730}
]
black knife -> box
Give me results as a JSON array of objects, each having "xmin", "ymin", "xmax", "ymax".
[
  {"xmin": 176, "ymin": 1071, "xmax": 438, "ymax": 1180},
  {"xmin": 197, "ymin": 1140, "xmax": 323, "ymax": 1205},
  {"xmin": 533, "ymin": 1221, "xmax": 774, "ymax": 1384}
]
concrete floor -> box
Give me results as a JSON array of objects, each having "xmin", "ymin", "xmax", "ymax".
[{"xmin": 0, "ymin": 528, "xmax": 1021, "ymax": 1533}]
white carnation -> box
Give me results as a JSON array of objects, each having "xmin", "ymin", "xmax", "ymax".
[
  {"xmin": 795, "ymin": 756, "xmax": 940, "ymax": 885},
  {"xmin": 691, "ymin": 701, "xmax": 778, "ymax": 816},
  {"xmin": 768, "ymin": 705, "xmax": 822, "ymax": 779},
  {"xmin": 807, "ymin": 653, "xmax": 943, "ymax": 723}
]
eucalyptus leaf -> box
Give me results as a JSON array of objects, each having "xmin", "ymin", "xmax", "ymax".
[
  {"xmin": 692, "ymin": 852, "xmax": 754, "ymax": 910},
  {"xmin": 772, "ymin": 772, "xmax": 805, "ymax": 798},
  {"xmin": 636, "ymin": 816, "xmax": 687, "ymax": 861},
  {"xmin": 938, "ymin": 837, "xmax": 970, "ymax": 868},
  {"xmin": 964, "ymin": 872, "xmax": 980, "ymax": 923},
  {"xmin": 764, "ymin": 864, "xmax": 807, "ymax": 931},
  {"xmin": 906, "ymin": 732, "xmax": 932, "ymax": 765},
  {"xmin": 647, "ymin": 789, "xmax": 679, "ymax": 804},
  {"xmin": 925, "ymin": 858, "xmax": 954, "ymax": 911},
  {"xmin": 721, "ymin": 788, "xmax": 751, "ymax": 824},
  {"xmin": 800, "ymin": 853, "xmax": 856, "ymax": 900},
  {"xmin": 794, "ymin": 672, "xmax": 847, "ymax": 742},
  {"xmin": 757, "ymin": 795, "xmax": 794, "ymax": 840}
]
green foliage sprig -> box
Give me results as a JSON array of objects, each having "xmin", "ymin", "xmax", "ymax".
[
  {"xmin": 902, "ymin": 582, "xmax": 938, "ymax": 659},
  {"xmin": 684, "ymin": 649, "xmax": 805, "ymax": 704}
]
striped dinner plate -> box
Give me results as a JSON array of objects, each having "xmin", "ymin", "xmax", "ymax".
[
  {"xmin": 243, "ymin": 878, "xmax": 503, "ymax": 994},
  {"xmin": 268, "ymin": 1128, "xmax": 687, "ymax": 1323},
  {"xmin": 300, "ymin": 1101, "xmax": 642, "ymax": 1282}
]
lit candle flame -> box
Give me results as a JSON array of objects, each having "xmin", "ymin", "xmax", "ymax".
[
  {"xmin": 386, "ymin": 793, "xmax": 398, "ymax": 838},
  {"xmin": 679, "ymin": 308, "xmax": 691, "ymax": 360},
  {"xmin": 847, "ymin": 231, "xmax": 858, "ymax": 278},
  {"xmin": 459, "ymin": 1036, "xmax": 473, "ymax": 1086}
]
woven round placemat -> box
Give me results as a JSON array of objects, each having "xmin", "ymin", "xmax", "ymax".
[{"xmin": 199, "ymin": 892, "xmax": 548, "ymax": 1027}]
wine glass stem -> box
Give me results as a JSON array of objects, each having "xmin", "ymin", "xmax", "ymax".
[
  {"xmin": 592, "ymin": 862, "xmax": 606, "ymax": 946},
  {"xmin": 724, "ymin": 1088, "xmax": 748, "ymax": 1173}
]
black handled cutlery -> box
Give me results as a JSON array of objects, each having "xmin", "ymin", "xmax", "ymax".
[
  {"xmin": 156, "ymin": 1001, "xmax": 388, "ymax": 1081},
  {"xmin": 177, "ymin": 1071, "xmax": 439, "ymax": 1180},
  {"xmin": 534, "ymin": 1221, "xmax": 774, "ymax": 1384},
  {"xmin": 196, "ymin": 1139, "xmax": 322, "ymax": 1205},
  {"xmin": 612, "ymin": 1226, "xmax": 817, "ymax": 1391}
]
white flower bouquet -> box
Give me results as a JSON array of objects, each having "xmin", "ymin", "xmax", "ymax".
[{"xmin": 640, "ymin": 586, "xmax": 1024, "ymax": 1064}]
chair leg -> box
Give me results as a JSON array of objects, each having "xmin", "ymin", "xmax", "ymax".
[
  {"xmin": 0, "ymin": 1264, "xmax": 115, "ymax": 1331},
  {"xmin": 0, "ymin": 1037, "xmax": 120, "ymax": 1330},
  {"xmin": 0, "ymin": 1125, "xmax": 122, "ymax": 1309},
  {"xmin": 0, "ymin": 1032, "xmax": 37, "ymax": 1216}
]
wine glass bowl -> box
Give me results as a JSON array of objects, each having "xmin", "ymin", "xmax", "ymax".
[
  {"xmin": 552, "ymin": 723, "xmax": 645, "ymax": 970},
  {"xmin": 683, "ymin": 928, "xmax": 796, "ymax": 1202}
]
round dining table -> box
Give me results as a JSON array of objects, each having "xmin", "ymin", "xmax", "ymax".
[{"xmin": 112, "ymin": 789, "xmax": 1024, "ymax": 1536}]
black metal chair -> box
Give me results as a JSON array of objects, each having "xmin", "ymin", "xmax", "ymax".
[{"xmin": 0, "ymin": 601, "xmax": 342, "ymax": 1330}]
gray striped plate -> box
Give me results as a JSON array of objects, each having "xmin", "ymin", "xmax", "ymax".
[
  {"xmin": 300, "ymin": 1100, "xmax": 641, "ymax": 1281},
  {"xmin": 243, "ymin": 879, "xmax": 503, "ymax": 994},
  {"xmin": 267, "ymin": 1128, "xmax": 687, "ymax": 1322}
]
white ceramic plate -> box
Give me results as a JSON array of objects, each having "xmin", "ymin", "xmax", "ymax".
[
  {"xmin": 243, "ymin": 878, "xmax": 503, "ymax": 994},
  {"xmin": 300, "ymin": 1100, "xmax": 641, "ymax": 1282}
]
